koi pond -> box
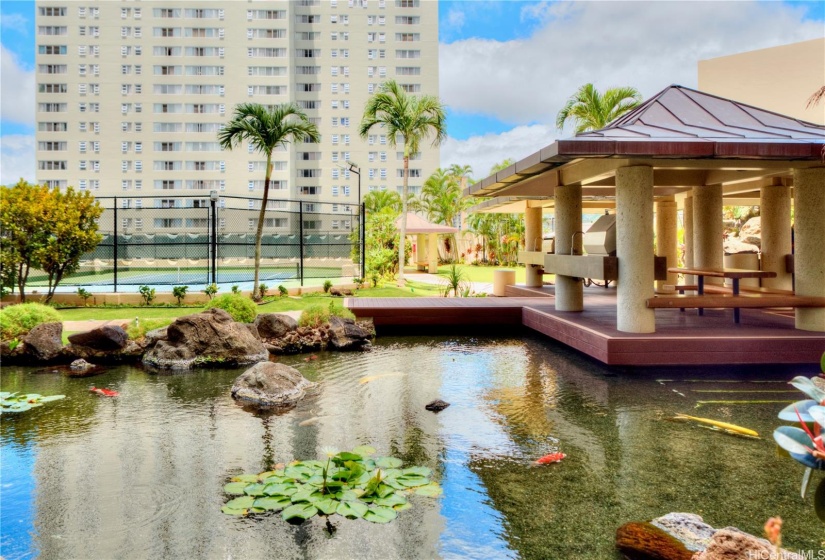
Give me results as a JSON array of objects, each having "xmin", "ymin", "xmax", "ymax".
[{"xmin": 2, "ymin": 334, "xmax": 822, "ymax": 559}]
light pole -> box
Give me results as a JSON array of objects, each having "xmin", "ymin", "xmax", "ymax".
[{"xmin": 346, "ymin": 161, "xmax": 365, "ymax": 280}]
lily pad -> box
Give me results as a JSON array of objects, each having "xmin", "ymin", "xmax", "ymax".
[
  {"xmin": 375, "ymin": 457, "xmax": 403, "ymax": 469},
  {"xmin": 243, "ymin": 483, "xmax": 267, "ymax": 497},
  {"xmin": 264, "ymin": 483, "xmax": 297, "ymax": 496},
  {"xmin": 352, "ymin": 445, "xmax": 376, "ymax": 456},
  {"xmin": 364, "ymin": 505, "xmax": 398, "ymax": 524},
  {"xmin": 414, "ymin": 483, "xmax": 443, "ymax": 497},
  {"xmin": 336, "ymin": 489, "xmax": 359, "ymax": 502},
  {"xmin": 314, "ymin": 498, "xmax": 340, "ymax": 515},
  {"xmin": 225, "ymin": 496, "xmax": 255, "ymax": 510},
  {"xmin": 231, "ymin": 474, "xmax": 260, "ymax": 484},
  {"xmin": 253, "ymin": 496, "xmax": 292, "ymax": 511},
  {"xmin": 291, "ymin": 487, "xmax": 321, "ymax": 503},
  {"xmin": 402, "ymin": 466, "xmax": 432, "ymax": 478},
  {"xmin": 396, "ymin": 474, "xmax": 430, "ymax": 488},
  {"xmin": 221, "ymin": 506, "xmax": 248, "ymax": 516},
  {"xmin": 336, "ymin": 500, "xmax": 368, "ymax": 519},
  {"xmin": 38, "ymin": 395, "xmax": 65, "ymax": 402},
  {"xmin": 374, "ymin": 494, "xmax": 407, "ymax": 508},
  {"xmin": 223, "ymin": 482, "xmax": 248, "ymax": 495},
  {"xmin": 282, "ymin": 503, "xmax": 318, "ymax": 522}
]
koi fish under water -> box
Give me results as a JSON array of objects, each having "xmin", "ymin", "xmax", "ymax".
[
  {"xmin": 303, "ymin": 355, "xmax": 318, "ymax": 362},
  {"xmin": 536, "ymin": 452, "xmax": 566, "ymax": 465},
  {"xmin": 90, "ymin": 386, "xmax": 119, "ymax": 397}
]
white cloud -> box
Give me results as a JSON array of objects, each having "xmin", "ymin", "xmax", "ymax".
[
  {"xmin": 0, "ymin": 13, "xmax": 28, "ymax": 34},
  {"xmin": 1, "ymin": 134, "xmax": 35, "ymax": 185},
  {"xmin": 441, "ymin": 1, "xmax": 824, "ymax": 125},
  {"xmin": 1, "ymin": 45, "xmax": 35, "ymax": 126},
  {"xmin": 441, "ymin": 124, "xmax": 556, "ymax": 179}
]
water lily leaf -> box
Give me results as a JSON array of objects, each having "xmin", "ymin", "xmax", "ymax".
[
  {"xmin": 778, "ymin": 400, "xmax": 819, "ymax": 422},
  {"xmin": 253, "ymin": 496, "xmax": 291, "ymax": 511},
  {"xmin": 284, "ymin": 465, "xmax": 313, "ymax": 482},
  {"xmin": 374, "ymin": 494, "xmax": 407, "ymax": 508},
  {"xmin": 314, "ymin": 498, "xmax": 340, "ymax": 515},
  {"xmin": 221, "ymin": 506, "xmax": 247, "ymax": 516},
  {"xmin": 307, "ymin": 475, "xmax": 325, "ymax": 486},
  {"xmin": 223, "ymin": 482, "xmax": 248, "ymax": 495},
  {"xmin": 336, "ymin": 500, "xmax": 368, "ymax": 519},
  {"xmin": 331, "ymin": 469, "xmax": 351, "ymax": 481},
  {"xmin": 291, "ymin": 487, "xmax": 319, "ymax": 503},
  {"xmin": 264, "ymin": 483, "xmax": 297, "ymax": 496},
  {"xmin": 364, "ymin": 506, "xmax": 397, "ymax": 524},
  {"xmin": 225, "ymin": 496, "xmax": 255, "ymax": 510},
  {"xmin": 231, "ymin": 474, "xmax": 260, "ymax": 484},
  {"xmin": 393, "ymin": 501, "xmax": 412, "ymax": 512},
  {"xmin": 300, "ymin": 460, "xmax": 325, "ymax": 469},
  {"xmin": 396, "ymin": 474, "xmax": 430, "ymax": 488},
  {"xmin": 375, "ymin": 457, "xmax": 403, "ymax": 469},
  {"xmin": 244, "ymin": 484, "xmax": 267, "ymax": 497},
  {"xmin": 258, "ymin": 470, "xmax": 279, "ymax": 480},
  {"xmin": 0, "ymin": 392, "xmax": 14, "ymax": 399},
  {"xmin": 336, "ymin": 489, "xmax": 359, "ymax": 502},
  {"xmin": 352, "ymin": 445, "xmax": 376, "ymax": 456},
  {"xmin": 402, "ymin": 466, "xmax": 432, "ymax": 478},
  {"xmin": 384, "ymin": 478, "xmax": 408, "ymax": 491},
  {"xmin": 774, "ymin": 426, "xmax": 813, "ymax": 455},
  {"xmin": 414, "ymin": 483, "xmax": 443, "ymax": 497},
  {"xmin": 376, "ymin": 483, "xmax": 394, "ymax": 498},
  {"xmin": 789, "ymin": 376, "xmax": 825, "ymax": 402},
  {"xmin": 282, "ymin": 503, "xmax": 318, "ymax": 522},
  {"xmin": 262, "ymin": 475, "xmax": 285, "ymax": 485},
  {"xmin": 24, "ymin": 394, "xmax": 42, "ymax": 400},
  {"xmin": 38, "ymin": 395, "xmax": 65, "ymax": 402},
  {"xmin": 334, "ymin": 452, "xmax": 362, "ymax": 463},
  {"xmin": 4, "ymin": 402, "xmax": 32, "ymax": 412}
]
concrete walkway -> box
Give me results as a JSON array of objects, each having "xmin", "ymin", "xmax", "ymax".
[{"xmin": 404, "ymin": 270, "xmax": 494, "ymax": 295}]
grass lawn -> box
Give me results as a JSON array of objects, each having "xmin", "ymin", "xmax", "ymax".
[
  {"xmin": 436, "ymin": 264, "xmax": 525, "ymax": 284},
  {"xmin": 56, "ymin": 280, "xmax": 441, "ymax": 323}
]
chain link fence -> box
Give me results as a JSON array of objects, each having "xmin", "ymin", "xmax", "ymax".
[{"xmin": 26, "ymin": 195, "xmax": 365, "ymax": 290}]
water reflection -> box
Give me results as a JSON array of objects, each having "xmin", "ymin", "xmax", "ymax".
[{"xmin": 0, "ymin": 335, "xmax": 821, "ymax": 559}]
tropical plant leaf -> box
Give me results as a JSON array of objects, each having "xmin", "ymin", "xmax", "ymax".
[
  {"xmin": 223, "ymin": 482, "xmax": 248, "ymax": 495},
  {"xmin": 778, "ymin": 400, "xmax": 819, "ymax": 422},
  {"xmin": 336, "ymin": 500, "xmax": 368, "ymax": 519},
  {"xmin": 253, "ymin": 496, "xmax": 291, "ymax": 511},
  {"xmin": 790, "ymin": 451, "xmax": 825, "ymax": 470},
  {"xmin": 808, "ymin": 405, "xmax": 825, "ymax": 429},
  {"xmin": 231, "ymin": 474, "xmax": 260, "ymax": 484},
  {"xmin": 375, "ymin": 457, "xmax": 403, "ymax": 469},
  {"xmin": 774, "ymin": 426, "xmax": 813, "ymax": 455},
  {"xmin": 364, "ymin": 506, "xmax": 398, "ymax": 524},
  {"xmin": 789, "ymin": 376, "xmax": 825, "ymax": 403},
  {"xmin": 414, "ymin": 483, "xmax": 443, "ymax": 497},
  {"xmin": 352, "ymin": 445, "xmax": 376, "ymax": 456},
  {"xmin": 314, "ymin": 498, "xmax": 340, "ymax": 515},
  {"xmin": 225, "ymin": 496, "xmax": 256, "ymax": 510},
  {"xmin": 282, "ymin": 503, "xmax": 318, "ymax": 521}
]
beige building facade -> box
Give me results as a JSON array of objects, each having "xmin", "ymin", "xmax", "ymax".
[
  {"xmin": 698, "ymin": 37, "xmax": 825, "ymax": 125},
  {"xmin": 34, "ymin": 0, "xmax": 439, "ymax": 233}
]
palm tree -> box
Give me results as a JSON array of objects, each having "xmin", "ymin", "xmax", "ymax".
[
  {"xmin": 420, "ymin": 168, "xmax": 474, "ymax": 260},
  {"xmin": 364, "ymin": 190, "xmax": 402, "ymax": 215},
  {"xmin": 360, "ymin": 80, "xmax": 446, "ymax": 285},
  {"xmin": 219, "ymin": 103, "xmax": 319, "ymax": 300},
  {"xmin": 489, "ymin": 158, "xmax": 515, "ymax": 176},
  {"xmin": 555, "ymin": 83, "xmax": 642, "ymax": 134}
]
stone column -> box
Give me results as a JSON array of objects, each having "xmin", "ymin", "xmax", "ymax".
[
  {"xmin": 684, "ymin": 195, "xmax": 695, "ymax": 286},
  {"xmin": 416, "ymin": 234, "xmax": 426, "ymax": 269},
  {"xmin": 616, "ymin": 166, "xmax": 655, "ymax": 333},
  {"xmin": 760, "ymin": 184, "xmax": 792, "ymax": 291},
  {"xmin": 655, "ymin": 196, "xmax": 678, "ymax": 291},
  {"xmin": 554, "ymin": 184, "xmax": 583, "ymax": 311},
  {"xmin": 692, "ymin": 184, "xmax": 724, "ymax": 285},
  {"xmin": 524, "ymin": 205, "xmax": 543, "ymax": 288},
  {"xmin": 793, "ymin": 168, "xmax": 825, "ymax": 331},
  {"xmin": 427, "ymin": 233, "xmax": 439, "ymax": 274}
]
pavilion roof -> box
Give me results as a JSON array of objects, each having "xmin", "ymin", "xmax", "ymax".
[{"xmin": 396, "ymin": 213, "xmax": 458, "ymax": 234}]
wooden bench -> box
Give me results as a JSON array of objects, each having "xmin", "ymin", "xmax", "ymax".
[
  {"xmin": 646, "ymin": 294, "xmax": 825, "ymax": 323},
  {"xmin": 701, "ymin": 285, "xmax": 795, "ymax": 296}
]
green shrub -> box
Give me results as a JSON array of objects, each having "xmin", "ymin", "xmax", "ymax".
[
  {"xmin": 278, "ymin": 285, "xmax": 288, "ymax": 297},
  {"xmin": 323, "ymin": 280, "xmax": 333, "ymax": 293},
  {"xmin": 0, "ymin": 302, "xmax": 62, "ymax": 340},
  {"xmin": 203, "ymin": 283, "xmax": 219, "ymax": 300},
  {"xmin": 138, "ymin": 285, "xmax": 156, "ymax": 305},
  {"xmin": 76, "ymin": 287, "xmax": 92, "ymax": 306},
  {"xmin": 299, "ymin": 304, "xmax": 330, "ymax": 329},
  {"xmin": 353, "ymin": 277, "xmax": 365, "ymax": 290},
  {"xmin": 231, "ymin": 285, "xmax": 240, "ymax": 294},
  {"xmin": 204, "ymin": 293, "xmax": 257, "ymax": 323},
  {"xmin": 127, "ymin": 318, "xmax": 172, "ymax": 340},
  {"xmin": 172, "ymin": 285, "xmax": 188, "ymax": 306},
  {"xmin": 258, "ymin": 283, "xmax": 269, "ymax": 299}
]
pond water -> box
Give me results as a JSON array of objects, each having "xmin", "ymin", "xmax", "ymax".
[{"xmin": 2, "ymin": 334, "xmax": 823, "ymax": 559}]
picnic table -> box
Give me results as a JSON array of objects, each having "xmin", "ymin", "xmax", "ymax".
[{"xmin": 668, "ymin": 267, "xmax": 777, "ymax": 323}]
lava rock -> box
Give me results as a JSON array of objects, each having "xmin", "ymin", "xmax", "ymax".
[
  {"xmin": 23, "ymin": 322, "xmax": 64, "ymax": 361},
  {"xmin": 739, "ymin": 216, "xmax": 761, "ymax": 248},
  {"xmin": 142, "ymin": 308, "xmax": 268, "ymax": 370},
  {"xmin": 68, "ymin": 325, "xmax": 128, "ymax": 351},
  {"xmin": 254, "ymin": 313, "xmax": 298, "ymax": 339},
  {"xmin": 327, "ymin": 316, "xmax": 372, "ymax": 350},
  {"xmin": 231, "ymin": 362, "xmax": 314, "ymax": 408},
  {"xmin": 70, "ymin": 358, "xmax": 95, "ymax": 372},
  {"xmin": 692, "ymin": 528, "xmax": 802, "ymax": 560},
  {"xmin": 615, "ymin": 521, "xmax": 694, "ymax": 560},
  {"xmin": 143, "ymin": 326, "xmax": 168, "ymax": 346},
  {"xmin": 425, "ymin": 399, "xmax": 451, "ymax": 412},
  {"xmin": 329, "ymin": 287, "xmax": 353, "ymax": 297},
  {"xmin": 650, "ymin": 513, "xmax": 716, "ymax": 552}
]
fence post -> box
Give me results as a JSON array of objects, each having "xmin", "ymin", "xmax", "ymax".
[
  {"xmin": 210, "ymin": 196, "xmax": 217, "ymax": 285},
  {"xmin": 360, "ymin": 202, "xmax": 366, "ymax": 280},
  {"xmin": 113, "ymin": 198, "xmax": 118, "ymax": 293},
  {"xmin": 299, "ymin": 204, "xmax": 304, "ymax": 286}
]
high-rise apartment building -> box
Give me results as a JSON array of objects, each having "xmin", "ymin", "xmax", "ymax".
[{"xmin": 34, "ymin": 0, "xmax": 439, "ymax": 232}]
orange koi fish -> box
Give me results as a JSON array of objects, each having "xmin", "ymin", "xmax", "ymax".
[
  {"xmin": 90, "ymin": 386, "xmax": 119, "ymax": 397},
  {"xmin": 536, "ymin": 452, "xmax": 566, "ymax": 465}
]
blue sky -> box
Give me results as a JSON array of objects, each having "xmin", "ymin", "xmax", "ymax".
[{"xmin": 1, "ymin": 0, "xmax": 824, "ymax": 182}]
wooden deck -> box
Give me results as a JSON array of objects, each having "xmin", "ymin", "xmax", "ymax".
[{"xmin": 346, "ymin": 287, "xmax": 825, "ymax": 367}]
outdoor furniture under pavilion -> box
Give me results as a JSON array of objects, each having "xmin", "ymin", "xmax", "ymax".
[
  {"xmin": 465, "ymin": 85, "xmax": 825, "ymax": 333},
  {"xmin": 395, "ymin": 213, "xmax": 458, "ymax": 274}
]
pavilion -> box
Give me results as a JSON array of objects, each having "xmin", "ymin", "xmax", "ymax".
[
  {"xmin": 466, "ymin": 85, "xmax": 825, "ymax": 334},
  {"xmin": 395, "ymin": 213, "xmax": 459, "ymax": 273}
]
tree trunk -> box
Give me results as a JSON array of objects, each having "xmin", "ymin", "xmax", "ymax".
[
  {"xmin": 397, "ymin": 149, "xmax": 409, "ymax": 286},
  {"xmin": 253, "ymin": 155, "xmax": 273, "ymax": 301}
]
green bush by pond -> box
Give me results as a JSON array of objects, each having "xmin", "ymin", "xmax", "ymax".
[
  {"xmin": 204, "ymin": 294, "xmax": 258, "ymax": 323},
  {"xmin": 298, "ymin": 303, "xmax": 355, "ymax": 329},
  {"xmin": 0, "ymin": 303, "xmax": 62, "ymax": 340}
]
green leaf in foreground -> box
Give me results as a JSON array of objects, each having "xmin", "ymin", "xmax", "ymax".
[
  {"xmin": 231, "ymin": 474, "xmax": 260, "ymax": 484},
  {"xmin": 375, "ymin": 457, "xmax": 403, "ymax": 469},
  {"xmin": 337, "ymin": 500, "xmax": 368, "ymax": 519},
  {"xmin": 414, "ymin": 482, "xmax": 443, "ymax": 497},
  {"xmin": 223, "ymin": 482, "xmax": 248, "ymax": 495},
  {"xmin": 253, "ymin": 496, "xmax": 292, "ymax": 511},
  {"xmin": 282, "ymin": 503, "xmax": 318, "ymax": 522},
  {"xmin": 224, "ymin": 496, "xmax": 255, "ymax": 510},
  {"xmin": 364, "ymin": 506, "xmax": 398, "ymax": 524}
]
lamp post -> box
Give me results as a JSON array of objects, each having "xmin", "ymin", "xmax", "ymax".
[
  {"xmin": 209, "ymin": 189, "xmax": 219, "ymax": 285},
  {"xmin": 346, "ymin": 161, "xmax": 365, "ymax": 280}
]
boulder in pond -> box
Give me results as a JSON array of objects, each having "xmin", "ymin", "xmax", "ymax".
[
  {"xmin": 231, "ymin": 362, "xmax": 314, "ymax": 408},
  {"xmin": 142, "ymin": 308, "xmax": 268, "ymax": 370},
  {"xmin": 649, "ymin": 513, "xmax": 716, "ymax": 552},
  {"xmin": 329, "ymin": 287, "xmax": 353, "ymax": 297},
  {"xmin": 68, "ymin": 325, "xmax": 128, "ymax": 351},
  {"xmin": 69, "ymin": 358, "xmax": 97, "ymax": 375},
  {"xmin": 692, "ymin": 528, "xmax": 802, "ymax": 560},
  {"xmin": 615, "ymin": 521, "xmax": 694, "ymax": 560},
  {"xmin": 23, "ymin": 322, "xmax": 64, "ymax": 361},
  {"xmin": 425, "ymin": 399, "xmax": 451, "ymax": 412},
  {"xmin": 327, "ymin": 316, "xmax": 372, "ymax": 350},
  {"xmin": 254, "ymin": 313, "xmax": 298, "ymax": 340}
]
